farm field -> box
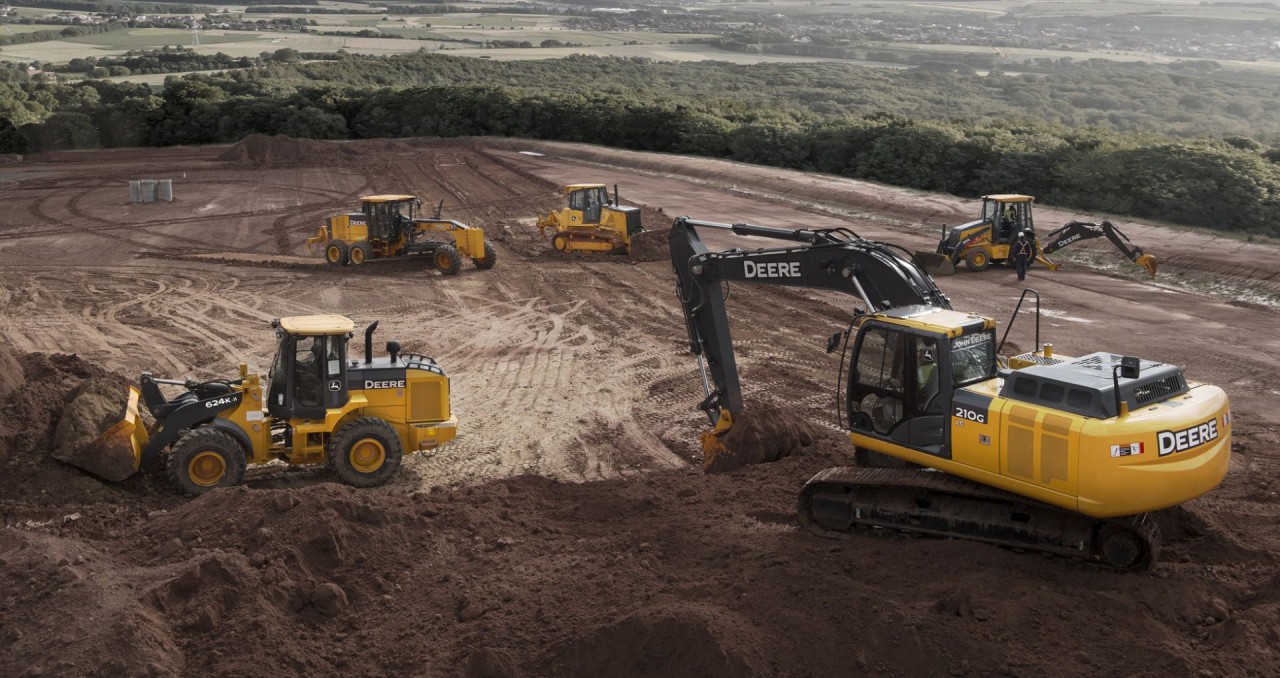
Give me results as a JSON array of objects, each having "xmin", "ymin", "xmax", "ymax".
[{"xmin": 0, "ymin": 136, "xmax": 1277, "ymax": 676}]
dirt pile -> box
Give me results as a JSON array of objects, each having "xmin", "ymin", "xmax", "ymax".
[
  {"xmin": 220, "ymin": 134, "xmax": 358, "ymax": 168},
  {"xmin": 0, "ymin": 343, "xmax": 22, "ymax": 401},
  {"xmin": 703, "ymin": 404, "xmax": 818, "ymax": 473}
]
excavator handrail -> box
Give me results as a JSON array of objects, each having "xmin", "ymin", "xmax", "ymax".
[{"xmin": 997, "ymin": 288, "xmax": 1041, "ymax": 356}]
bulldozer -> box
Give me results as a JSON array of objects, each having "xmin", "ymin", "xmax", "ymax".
[
  {"xmin": 537, "ymin": 183, "xmax": 643, "ymax": 254},
  {"xmin": 65, "ymin": 316, "xmax": 457, "ymax": 496},
  {"xmin": 916, "ymin": 194, "xmax": 1157, "ymax": 276},
  {"xmin": 670, "ymin": 217, "xmax": 1230, "ymax": 571},
  {"xmin": 307, "ymin": 195, "xmax": 496, "ymax": 275}
]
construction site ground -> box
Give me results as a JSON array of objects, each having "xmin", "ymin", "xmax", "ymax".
[{"xmin": 1, "ymin": 136, "xmax": 1278, "ymax": 677}]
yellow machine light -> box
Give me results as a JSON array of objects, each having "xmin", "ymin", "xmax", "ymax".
[{"xmin": 278, "ymin": 315, "xmax": 356, "ymax": 335}]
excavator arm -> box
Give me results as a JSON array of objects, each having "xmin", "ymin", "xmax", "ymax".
[
  {"xmin": 669, "ymin": 217, "xmax": 950, "ymax": 430},
  {"xmin": 1040, "ymin": 220, "xmax": 1158, "ymax": 276}
]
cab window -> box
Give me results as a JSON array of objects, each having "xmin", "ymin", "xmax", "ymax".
[{"xmin": 951, "ymin": 330, "xmax": 996, "ymax": 386}]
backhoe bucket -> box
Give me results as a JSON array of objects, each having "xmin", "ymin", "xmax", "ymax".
[
  {"xmin": 914, "ymin": 250, "xmax": 955, "ymax": 276},
  {"xmin": 54, "ymin": 385, "xmax": 148, "ymax": 482},
  {"xmin": 701, "ymin": 406, "xmax": 817, "ymax": 474},
  {"xmin": 1136, "ymin": 254, "xmax": 1158, "ymax": 277}
]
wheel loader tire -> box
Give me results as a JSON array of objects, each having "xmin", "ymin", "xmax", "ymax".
[
  {"xmin": 552, "ymin": 233, "xmax": 570, "ymax": 252},
  {"xmin": 167, "ymin": 427, "xmax": 247, "ymax": 497},
  {"xmin": 473, "ymin": 241, "xmax": 497, "ymax": 270},
  {"xmin": 328, "ymin": 417, "xmax": 403, "ymax": 488},
  {"xmin": 964, "ymin": 249, "xmax": 989, "ymax": 272},
  {"xmin": 349, "ymin": 242, "xmax": 371, "ymax": 266},
  {"xmin": 326, "ymin": 241, "xmax": 349, "ymax": 267},
  {"xmin": 434, "ymin": 244, "xmax": 461, "ymax": 276}
]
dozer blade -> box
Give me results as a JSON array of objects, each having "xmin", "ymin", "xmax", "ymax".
[
  {"xmin": 701, "ymin": 407, "xmax": 816, "ymax": 474},
  {"xmin": 913, "ymin": 250, "xmax": 954, "ymax": 276},
  {"xmin": 54, "ymin": 385, "xmax": 148, "ymax": 482},
  {"xmin": 1136, "ymin": 253, "xmax": 1158, "ymax": 277}
]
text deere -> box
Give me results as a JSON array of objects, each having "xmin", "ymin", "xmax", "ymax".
[
  {"xmin": 744, "ymin": 261, "xmax": 801, "ymax": 279},
  {"xmin": 1157, "ymin": 418, "xmax": 1219, "ymax": 457}
]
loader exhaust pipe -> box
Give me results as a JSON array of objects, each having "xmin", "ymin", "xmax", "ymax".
[
  {"xmin": 613, "ymin": 184, "xmax": 619, "ymax": 206},
  {"xmin": 364, "ymin": 321, "xmax": 379, "ymax": 365}
]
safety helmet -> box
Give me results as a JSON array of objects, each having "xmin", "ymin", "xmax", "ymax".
[{"xmin": 1019, "ymin": 231, "xmax": 1029, "ymax": 237}]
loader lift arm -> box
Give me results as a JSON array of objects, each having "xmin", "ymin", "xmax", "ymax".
[
  {"xmin": 1040, "ymin": 220, "xmax": 1158, "ymax": 276},
  {"xmin": 669, "ymin": 217, "xmax": 950, "ymax": 426}
]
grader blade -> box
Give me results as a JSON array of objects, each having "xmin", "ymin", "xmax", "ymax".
[{"xmin": 53, "ymin": 385, "xmax": 148, "ymax": 482}]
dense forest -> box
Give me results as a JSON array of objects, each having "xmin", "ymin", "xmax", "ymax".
[{"xmin": 3, "ymin": 53, "xmax": 1279, "ymax": 236}]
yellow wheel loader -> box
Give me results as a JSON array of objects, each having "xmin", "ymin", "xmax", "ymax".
[
  {"xmin": 670, "ymin": 217, "xmax": 1229, "ymax": 571},
  {"xmin": 307, "ymin": 195, "xmax": 496, "ymax": 275},
  {"xmin": 537, "ymin": 184, "xmax": 643, "ymax": 254},
  {"xmin": 69, "ymin": 316, "xmax": 457, "ymax": 496},
  {"xmin": 915, "ymin": 194, "xmax": 1157, "ymax": 277}
]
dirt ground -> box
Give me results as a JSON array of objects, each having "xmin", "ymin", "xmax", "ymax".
[{"xmin": 1, "ymin": 135, "xmax": 1278, "ymax": 677}]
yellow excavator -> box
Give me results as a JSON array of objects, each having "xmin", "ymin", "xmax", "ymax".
[
  {"xmin": 917, "ymin": 194, "xmax": 1158, "ymax": 277},
  {"xmin": 308, "ymin": 195, "xmax": 496, "ymax": 275},
  {"xmin": 670, "ymin": 217, "xmax": 1229, "ymax": 571},
  {"xmin": 537, "ymin": 183, "xmax": 643, "ymax": 254},
  {"xmin": 64, "ymin": 316, "xmax": 457, "ymax": 495}
]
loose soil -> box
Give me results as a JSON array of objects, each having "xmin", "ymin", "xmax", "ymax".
[{"xmin": 1, "ymin": 136, "xmax": 1278, "ymax": 677}]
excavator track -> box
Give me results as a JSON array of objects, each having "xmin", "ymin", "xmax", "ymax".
[{"xmin": 797, "ymin": 466, "xmax": 1160, "ymax": 572}]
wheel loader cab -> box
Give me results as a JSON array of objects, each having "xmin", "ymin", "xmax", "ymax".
[
  {"xmin": 847, "ymin": 309, "xmax": 997, "ymax": 457},
  {"xmin": 981, "ymin": 195, "xmax": 1035, "ymax": 245},
  {"xmin": 267, "ymin": 315, "xmax": 354, "ymax": 421}
]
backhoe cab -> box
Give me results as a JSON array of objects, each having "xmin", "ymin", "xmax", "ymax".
[
  {"xmin": 66, "ymin": 315, "xmax": 458, "ymax": 496},
  {"xmin": 307, "ymin": 195, "xmax": 496, "ymax": 274},
  {"xmin": 537, "ymin": 183, "xmax": 643, "ymax": 254}
]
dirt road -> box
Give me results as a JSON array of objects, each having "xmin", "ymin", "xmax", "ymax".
[{"xmin": 1, "ymin": 136, "xmax": 1277, "ymax": 677}]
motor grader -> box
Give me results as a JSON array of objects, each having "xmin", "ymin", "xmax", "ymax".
[
  {"xmin": 308, "ymin": 195, "xmax": 496, "ymax": 275},
  {"xmin": 68, "ymin": 316, "xmax": 457, "ymax": 496},
  {"xmin": 916, "ymin": 194, "xmax": 1157, "ymax": 276},
  {"xmin": 537, "ymin": 183, "xmax": 643, "ymax": 254}
]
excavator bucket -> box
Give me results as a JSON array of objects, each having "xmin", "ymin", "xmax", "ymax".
[
  {"xmin": 914, "ymin": 250, "xmax": 955, "ymax": 276},
  {"xmin": 1136, "ymin": 254, "xmax": 1159, "ymax": 277},
  {"xmin": 701, "ymin": 407, "xmax": 817, "ymax": 474},
  {"xmin": 53, "ymin": 385, "xmax": 148, "ymax": 482}
]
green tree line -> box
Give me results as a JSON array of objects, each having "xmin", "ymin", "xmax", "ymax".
[{"xmin": 2, "ymin": 54, "xmax": 1279, "ymax": 236}]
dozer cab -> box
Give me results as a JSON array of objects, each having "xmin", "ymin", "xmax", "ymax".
[
  {"xmin": 307, "ymin": 195, "xmax": 496, "ymax": 275},
  {"xmin": 537, "ymin": 183, "xmax": 643, "ymax": 254},
  {"xmin": 917, "ymin": 194, "xmax": 1157, "ymax": 276},
  {"xmin": 670, "ymin": 217, "xmax": 1229, "ymax": 571},
  {"xmin": 66, "ymin": 316, "xmax": 457, "ymax": 496}
]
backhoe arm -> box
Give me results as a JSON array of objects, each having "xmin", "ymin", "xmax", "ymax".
[
  {"xmin": 669, "ymin": 217, "xmax": 950, "ymax": 426},
  {"xmin": 1041, "ymin": 220, "xmax": 1158, "ymax": 276}
]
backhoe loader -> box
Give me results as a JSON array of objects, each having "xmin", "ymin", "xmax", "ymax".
[
  {"xmin": 537, "ymin": 183, "xmax": 643, "ymax": 254},
  {"xmin": 65, "ymin": 316, "xmax": 457, "ymax": 496},
  {"xmin": 916, "ymin": 194, "xmax": 1157, "ymax": 276},
  {"xmin": 307, "ymin": 195, "xmax": 496, "ymax": 275},
  {"xmin": 670, "ymin": 217, "xmax": 1229, "ymax": 571}
]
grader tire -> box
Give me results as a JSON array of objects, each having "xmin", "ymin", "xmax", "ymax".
[
  {"xmin": 167, "ymin": 428, "xmax": 247, "ymax": 497},
  {"xmin": 328, "ymin": 417, "xmax": 403, "ymax": 488},
  {"xmin": 473, "ymin": 241, "xmax": 497, "ymax": 270},
  {"xmin": 434, "ymin": 244, "xmax": 462, "ymax": 276},
  {"xmin": 349, "ymin": 242, "xmax": 371, "ymax": 266},
  {"xmin": 325, "ymin": 241, "xmax": 350, "ymax": 267}
]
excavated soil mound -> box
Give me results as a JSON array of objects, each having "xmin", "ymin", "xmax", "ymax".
[
  {"xmin": 0, "ymin": 344, "xmax": 22, "ymax": 401},
  {"xmin": 220, "ymin": 134, "xmax": 359, "ymax": 168},
  {"xmin": 704, "ymin": 404, "xmax": 818, "ymax": 473},
  {"xmin": 52, "ymin": 374, "xmax": 138, "ymax": 482}
]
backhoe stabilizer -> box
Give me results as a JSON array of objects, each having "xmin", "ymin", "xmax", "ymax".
[{"xmin": 56, "ymin": 386, "xmax": 149, "ymax": 482}]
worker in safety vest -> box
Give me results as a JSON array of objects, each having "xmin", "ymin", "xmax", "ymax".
[{"xmin": 1012, "ymin": 230, "xmax": 1034, "ymax": 281}]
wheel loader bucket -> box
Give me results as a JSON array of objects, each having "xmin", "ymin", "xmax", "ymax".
[
  {"xmin": 1136, "ymin": 254, "xmax": 1158, "ymax": 277},
  {"xmin": 914, "ymin": 250, "xmax": 955, "ymax": 276},
  {"xmin": 53, "ymin": 385, "xmax": 148, "ymax": 482}
]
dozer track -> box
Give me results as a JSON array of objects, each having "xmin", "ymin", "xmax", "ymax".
[{"xmin": 797, "ymin": 466, "xmax": 1160, "ymax": 572}]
